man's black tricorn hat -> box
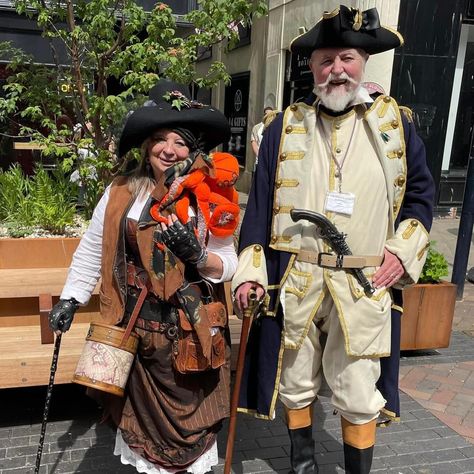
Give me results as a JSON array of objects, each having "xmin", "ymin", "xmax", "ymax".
[
  {"xmin": 290, "ymin": 5, "xmax": 404, "ymax": 56},
  {"xmin": 118, "ymin": 79, "xmax": 231, "ymax": 157}
]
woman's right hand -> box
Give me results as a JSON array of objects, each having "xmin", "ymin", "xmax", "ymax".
[
  {"xmin": 234, "ymin": 282, "xmax": 265, "ymax": 316},
  {"xmin": 48, "ymin": 298, "xmax": 80, "ymax": 334}
]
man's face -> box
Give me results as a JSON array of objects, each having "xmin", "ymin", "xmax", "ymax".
[{"xmin": 309, "ymin": 47, "xmax": 368, "ymax": 111}]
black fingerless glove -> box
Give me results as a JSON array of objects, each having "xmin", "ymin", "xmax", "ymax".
[
  {"xmin": 162, "ymin": 221, "xmax": 207, "ymax": 265},
  {"xmin": 48, "ymin": 298, "xmax": 80, "ymax": 332}
]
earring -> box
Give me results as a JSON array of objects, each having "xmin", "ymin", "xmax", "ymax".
[{"xmin": 146, "ymin": 158, "xmax": 151, "ymax": 175}]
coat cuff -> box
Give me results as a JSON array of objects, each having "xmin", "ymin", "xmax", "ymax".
[
  {"xmin": 385, "ymin": 218, "xmax": 430, "ymax": 286},
  {"xmin": 231, "ymin": 244, "xmax": 268, "ymax": 293}
]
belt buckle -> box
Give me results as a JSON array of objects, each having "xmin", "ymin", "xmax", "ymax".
[
  {"xmin": 317, "ymin": 252, "xmax": 344, "ymax": 268},
  {"xmin": 317, "ymin": 252, "xmax": 332, "ymax": 268}
]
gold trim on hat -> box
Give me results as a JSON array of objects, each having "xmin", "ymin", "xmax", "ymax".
[
  {"xmin": 385, "ymin": 25, "xmax": 405, "ymax": 46},
  {"xmin": 323, "ymin": 7, "xmax": 340, "ymax": 20}
]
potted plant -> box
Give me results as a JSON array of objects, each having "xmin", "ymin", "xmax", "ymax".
[{"xmin": 400, "ymin": 242, "xmax": 457, "ymax": 350}]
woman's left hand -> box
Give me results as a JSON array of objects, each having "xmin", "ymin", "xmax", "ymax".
[
  {"xmin": 161, "ymin": 214, "xmax": 207, "ymax": 265},
  {"xmin": 373, "ymin": 248, "xmax": 405, "ymax": 289}
]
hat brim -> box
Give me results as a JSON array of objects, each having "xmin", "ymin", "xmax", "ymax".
[{"xmin": 118, "ymin": 103, "xmax": 230, "ymax": 157}]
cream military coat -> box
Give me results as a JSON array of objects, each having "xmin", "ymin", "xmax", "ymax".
[{"xmin": 232, "ymin": 94, "xmax": 430, "ymax": 358}]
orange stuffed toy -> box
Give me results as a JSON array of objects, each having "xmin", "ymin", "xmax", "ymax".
[{"xmin": 150, "ymin": 152, "xmax": 240, "ymax": 243}]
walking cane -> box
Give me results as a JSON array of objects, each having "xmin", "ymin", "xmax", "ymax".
[
  {"xmin": 35, "ymin": 332, "xmax": 62, "ymax": 473},
  {"xmin": 224, "ymin": 289, "xmax": 260, "ymax": 474}
]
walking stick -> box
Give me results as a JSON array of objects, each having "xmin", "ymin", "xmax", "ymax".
[
  {"xmin": 224, "ymin": 289, "xmax": 260, "ymax": 474},
  {"xmin": 35, "ymin": 332, "xmax": 62, "ymax": 473}
]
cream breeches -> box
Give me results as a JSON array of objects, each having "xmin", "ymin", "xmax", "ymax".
[{"xmin": 279, "ymin": 292, "xmax": 386, "ymax": 425}]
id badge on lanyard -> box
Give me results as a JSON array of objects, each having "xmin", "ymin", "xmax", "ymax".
[{"xmin": 324, "ymin": 191, "xmax": 355, "ymax": 216}]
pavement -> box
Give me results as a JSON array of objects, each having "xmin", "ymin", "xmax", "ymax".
[{"xmin": 1, "ymin": 215, "xmax": 474, "ymax": 473}]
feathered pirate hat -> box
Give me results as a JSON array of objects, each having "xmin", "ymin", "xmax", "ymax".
[
  {"xmin": 118, "ymin": 79, "xmax": 230, "ymax": 157},
  {"xmin": 290, "ymin": 5, "xmax": 403, "ymax": 56}
]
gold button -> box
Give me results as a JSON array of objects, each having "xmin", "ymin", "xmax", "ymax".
[
  {"xmin": 273, "ymin": 206, "xmax": 280, "ymax": 215},
  {"xmin": 335, "ymin": 123, "xmax": 341, "ymax": 130},
  {"xmin": 391, "ymin": 120, "xmax": 399, "ymax": 128},
  {"xmin": 271, "ymin": 236, "xmax": 277, "ymax": 244},
  {"xmin": 383, "ymin": 96, "xmax": 391, "ymax": 103},
  {"xmin": 395, "ymin": 176, "xmax": 405, "ymax": 187},
  {"xmin": 285, "ymin": 125, "xmax": 293, "ymax": 134},
  {"xmin": 290, "ymin": 104, "xmax": 298, "ymax": 111},
  {"xmin": 255, "ymin": 245, "xmax": 262, "ymax": 252},
  {"xmin": 335, "ymin": 148, "xmax": 342, "ymax": 154},
  {"xmin": 397, "ymin": 149, "xmax": 404, "ymax": 158},
  {"xmin": 280, "ymin": 152, "xmax": 287, "ymax": 161},
  {"xmin": 411, "ymin": 220, "xmax": 418, "ymax": 227},
  {"xmin": 393, "ymin": 204, "xmax": 398, "ymax": 213},
  {"xmin": 276, "ymin": 179, "xmax": 282, "ymax": 188}
]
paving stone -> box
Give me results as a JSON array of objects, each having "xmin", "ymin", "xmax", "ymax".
[
  {"xmin": 0, "ymin": 436, "xmax": 30, "ymax": 449},
  {"xmin": 390, "ymin": 436, "xmax": 471, "ymax": 455},
  {"xmin": 243, "ymin": 446, "xmax": 287, "ymax": 460},
  {"xmin": 454, "ymin": 458, "xmax": 474, "ymax": 472},
  {"xmin": 5, "ymin": 444, "xmax": 42, "ymax": 458},
  {"xmin": 403, "ymin": 418, "xmax": 446, "ymax": 430},
  {"xmin": 411, "ymin": 461, "xmax": 467, "ymax": 474},
  {"xmin": 256, "ymin": 435, "xmax": 289, "ymax": 449},
  {"xmin": 267, "ymin": 456, "xmax": 290, "ymax": 471},
  {"xmin": 315, "ymin": 450, "xmax": 344, "ymax": 465},
  {"xmin": 419, "ymin": 447, "xmax": 468, "ymax": 463},
  {"xmin": 0, "ymin": 429, "xmax": 12, "ymax": 440}
]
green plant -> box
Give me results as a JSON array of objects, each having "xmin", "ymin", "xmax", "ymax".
[
  {"xmin": 0, "ymin": 163, "xmax": 78, "ymax": 235},
  {"xmin": 418, "ymin": 241, "xmax": 449, "ymax": 283}
]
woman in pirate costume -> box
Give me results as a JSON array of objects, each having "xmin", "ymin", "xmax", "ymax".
[{"xmin": 49, "ymin": 79, "xmax": 240, "ymax": 473}]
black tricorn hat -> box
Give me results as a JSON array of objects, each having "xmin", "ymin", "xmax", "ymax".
[
  {"xmin": 290, "ymin": 5, "xmax": 403, "ymax": 56},
  {"xmin": 118, "ymin": 79, "xmax": 230, "ymax": 157}
]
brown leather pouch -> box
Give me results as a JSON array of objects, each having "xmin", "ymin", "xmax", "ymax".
[{"xmin": 173, "ymin": 302, "xmax": 227, "ymax": 374}]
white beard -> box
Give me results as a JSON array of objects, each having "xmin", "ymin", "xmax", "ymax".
[{"xmin": 316, "ymin": 73, "xmax": 361, "ymax": 112}]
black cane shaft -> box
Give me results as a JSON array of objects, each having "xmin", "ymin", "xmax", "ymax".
[{"xmin": 35, "ymin": 332, "xmax": 62, "ymax": 473}]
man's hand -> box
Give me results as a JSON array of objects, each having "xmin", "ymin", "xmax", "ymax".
[
  {"xmin": 49, "ymin": 298, "xmax": 80, "ymax": 335},
  {"xmin": 373, "ymin": 249, "xmax": 405, "ymax": 289},
  {"xmin": 161, "ymin": 214, "xmax": 207, "ymax": 266},
  {"xmin": 234, "ymin": 281, "xmax": 265, "ymax": 317}
]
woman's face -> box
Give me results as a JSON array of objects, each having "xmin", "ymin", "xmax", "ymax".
[{"xmin": 147, "ymin": 129, "xmax": 190, "ymax": 179}]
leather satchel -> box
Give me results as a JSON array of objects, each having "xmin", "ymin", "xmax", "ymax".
[{"xmin": 173, "ymin": 301, "xmax": 227, "ymax": 374}]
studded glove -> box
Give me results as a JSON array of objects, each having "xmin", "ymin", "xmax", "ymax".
[
  {"xmin": 161, "ymin": 220, "xmax": 207, "ymax": 266},
  {"xmin": 48, "ymin": 298, "xmax": 80, "ymax": 332}
]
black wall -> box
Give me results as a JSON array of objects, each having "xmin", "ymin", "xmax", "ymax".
[{"xmin": 390, "ymin": 0, "xmax": 465, "ymax": 205}]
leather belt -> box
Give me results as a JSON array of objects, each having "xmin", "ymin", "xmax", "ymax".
[
  {"xmin": 296, "ymin": 250, "xmax": 383, "ymax": 269},
  {"xmin": 125, "ymin": 291, "xmax": 177, "ymax": 323}
]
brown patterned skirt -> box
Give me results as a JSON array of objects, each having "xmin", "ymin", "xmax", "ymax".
[{"xmin": 114, "ymin": 318, "xmax": 231, "ymax": 470}]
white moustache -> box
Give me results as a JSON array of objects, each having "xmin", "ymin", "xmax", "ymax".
[{"xmin": 317, "ymin": 73, "xmax": 358, "ymax": 88}]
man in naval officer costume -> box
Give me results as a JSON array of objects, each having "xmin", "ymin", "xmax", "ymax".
[{"xmin": 231, "ymin": 5, "xmax": 435, "ymax": 473}]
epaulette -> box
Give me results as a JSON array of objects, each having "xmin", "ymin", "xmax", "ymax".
[
  {"xmin": 399, "ymin": 106, "xmax": 413, "ymax": 123},
  {"xmin": 263, "ymin": 110, "xmax": 280, "ymax": 129}
]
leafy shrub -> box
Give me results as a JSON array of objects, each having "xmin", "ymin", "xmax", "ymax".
[
  {"xmin": 419, "ymin": 241, "xmax": 449, "ymax": 283},
  {"xmin": 0, "ymin": 163, "xmax": 78, "ymax": 235}
]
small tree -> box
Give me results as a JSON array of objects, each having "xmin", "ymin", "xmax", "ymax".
[{"xmin": 0, "ymin": 0, "xmax": 266, "ymax": 217}]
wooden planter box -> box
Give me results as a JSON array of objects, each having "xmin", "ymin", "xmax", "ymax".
[
  {"xmin": 0, "ymin": 237, "xmax": 82, "ymax": 269},
  {"xmin": 401, "ymin": 280, "xmax": 457, "ymax": 351}
]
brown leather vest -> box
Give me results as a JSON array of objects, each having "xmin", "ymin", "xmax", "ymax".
[{"xmin": 99, "ymin": 177, "xmax": 185, "ymax": 325}]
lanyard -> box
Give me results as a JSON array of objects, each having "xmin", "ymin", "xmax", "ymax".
[{"xmin": 317, "ymin": 113, "xmax": 358, "ymax": 192}]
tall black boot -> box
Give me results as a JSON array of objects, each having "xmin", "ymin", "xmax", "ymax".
[
  {"xmin": 343, "ymin": 443, "xmax": 374, "ymax": 474},
  {"xmin": 288, "ymin": 426, "xmax": 319, "ymax": 474},
  {"xmin": 341, "ymin": 417, "xmax": 376, "ymax": 474}
]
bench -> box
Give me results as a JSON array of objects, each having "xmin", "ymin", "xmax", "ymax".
[
  {"xmin": 0, "ymin": 238, "xmax": 100, "ymax": 388},
  {"xmin": 0, "ymin": 266, "xmax": 100, "ymax": 388}
]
